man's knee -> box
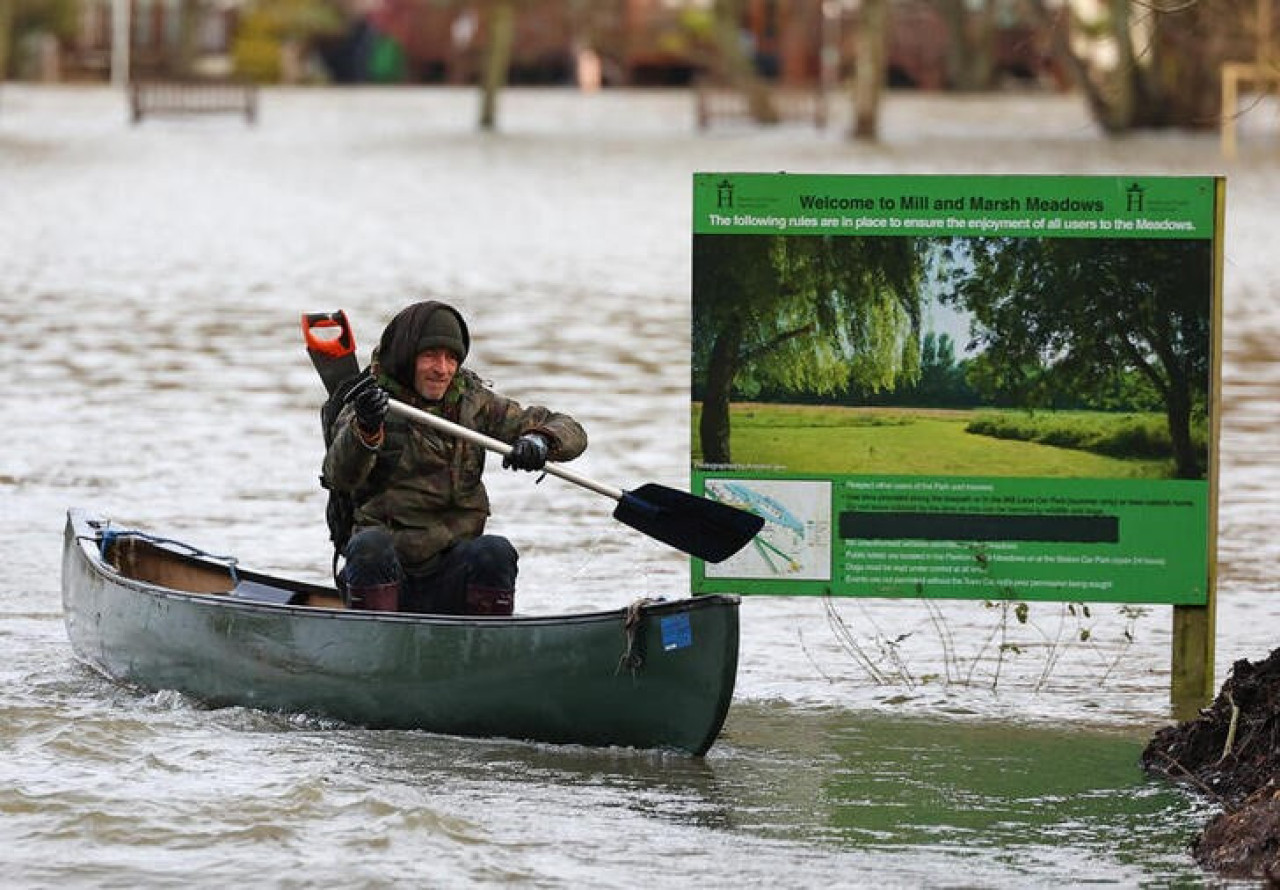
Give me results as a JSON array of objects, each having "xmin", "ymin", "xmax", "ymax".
[
  {"xmin": 342, "ymin": 528, "xmax": 401, "ymax": 588},
  {"xmin": 460, "ymin": 535, "xmax": 518, "ymax": 588},
  {"xmin": 451, "ymin": 535, "xmax": 517, "ymax": 615}
]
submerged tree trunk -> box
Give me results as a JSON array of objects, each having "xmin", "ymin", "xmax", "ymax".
[
  {"xmin": 1030, "ymin": 0, "xmax": 1240, "ymax": 133},
  {"xmin": 851, "ymin": 0, "xmax": 887, "ymax": 140},
  {"xmin": 0, "ymin": 0, "xmax": 13, "ymax": 80},
  {"xmin": 479, "ymin": 0, "xmax": 515, "ymax": 131},
  {"xmin": 940, "ymin": 0, "xmax": 996, "ymax": 91},
  {"xmin": 1108, "ymin": 0, "xmax": 1138, "ymax": 127},
  {"xmin": 711, "ymin": 0, "xmax": 778, "ymax": 124},
  {"xmin": 174, "ymin": 0, "xmax": 202, "ymax": 78}
]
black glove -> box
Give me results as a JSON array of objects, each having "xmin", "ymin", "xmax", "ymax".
[
  {"xmin": 503, "ymin": 433, "xmax": 550, "ymax": 472},
  {"xmin": 346, "ymin": 375, "xmax": 389, "ymax": 436}
]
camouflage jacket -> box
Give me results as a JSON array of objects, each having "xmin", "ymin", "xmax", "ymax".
[{"xmin": 322, "ymin": 367, "xmax": 587, "ymax": 574}]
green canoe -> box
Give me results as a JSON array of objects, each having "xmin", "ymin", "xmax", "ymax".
[{"xmin": 60, "ymin": 510, "xmax": 740, "ymax": 755}]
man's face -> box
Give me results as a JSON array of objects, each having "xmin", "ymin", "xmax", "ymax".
[{"xmin": 414, "ymin": 348, "xmax": 459, "ymax": 401}]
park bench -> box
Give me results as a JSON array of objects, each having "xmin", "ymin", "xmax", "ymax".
[{"xmin": 129, "ymin": 80, "xmax": 259, "ymax": 125}]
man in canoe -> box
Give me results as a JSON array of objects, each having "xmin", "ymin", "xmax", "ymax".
[{"xmin": 322, "ymin": 300, "xmax": 588, "ymax": 615}]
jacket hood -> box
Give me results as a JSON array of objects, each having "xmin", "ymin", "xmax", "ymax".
[{"xmin": 376, "ymin": 301, "xmax": 471, "ymax": 391}]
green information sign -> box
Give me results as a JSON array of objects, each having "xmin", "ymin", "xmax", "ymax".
[{"xmin": 691, "ymin": 173, "xmax": 1222, "ymax": 606}]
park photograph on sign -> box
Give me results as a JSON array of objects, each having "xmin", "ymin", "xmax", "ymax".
[{"xmin": 690, "ymin": 173, "xmax": 1221, "ymax": 606}]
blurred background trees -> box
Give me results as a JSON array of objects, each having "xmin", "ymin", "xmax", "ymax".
[{"xmin": 2, "ymin": 0, "xmax": 1275, "ymax": 137}]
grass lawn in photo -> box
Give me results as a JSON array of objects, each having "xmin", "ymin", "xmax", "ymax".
[{"xmin": 692, "ymin": 403, "xmax": 1175, "ymax": 479}]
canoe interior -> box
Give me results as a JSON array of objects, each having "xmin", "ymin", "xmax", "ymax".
[{"xmin": 103, "ymin": 533, "xmax": 347, "ymax": 610}]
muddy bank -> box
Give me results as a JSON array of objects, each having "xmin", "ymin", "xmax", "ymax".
[{"xmin": 1142, "ymin": 649, "xmax": 1280, "ymax": 881}]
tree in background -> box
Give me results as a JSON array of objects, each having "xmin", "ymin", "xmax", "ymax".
[
  {"xmin": 693, "ymin": 234, "xmax": 923, "ymax": 463},
  {"xmin": 478, "ymin": 0, "xmax": 514, "ymax": 129},
  {"xmin": 710, "ymin": 0, "xmax": 781, "ymax": 122},
  {"xmin": 233, "ymin": 0, "xmax": 343, "ymax": 82},
  {"xmin": 938, "ymin": 237, "xmax": 1211, "ymax": 478},
  {"xmin": 1028, "ymin": 0, "xmax": 1264, "ymax": 132},
  {"xmin": 939, "ymin": 0, "xmax": 996, "ymax": 91},
  {"xmin": 850, "ymin": 0, "xmax": 887, "ymax": 138},
  {"xmin": 477, "ymin": 0, "xmax": 629, "ymax": 127},
  {"xmin": 172, "ymin": 0, "xmax": 207, "ymax": 77},
  {"xmin": 0, "ymin": 0, "xmax": 11, "ymax": 79},
  {"xmin": 0, "ymin": 0, "xmax": 78, "ymax": 79},
  {"xmin": 912, "ymin": 330, "xmax": 976, "ymax": 406}
]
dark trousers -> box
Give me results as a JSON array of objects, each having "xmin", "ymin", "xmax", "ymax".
[{"xmin": 342, "ymin": 528, "xmax": 517, "ymax": 615}]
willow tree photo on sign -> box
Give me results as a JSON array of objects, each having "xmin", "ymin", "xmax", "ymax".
[{"xmin": 692, "ymin": 234, "xmax": 923, "ymax": 465}]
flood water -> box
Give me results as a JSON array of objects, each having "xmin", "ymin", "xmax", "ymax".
[{"xmin": 3, "ymin": 84, "xmax": 1278, "ymax": 886}]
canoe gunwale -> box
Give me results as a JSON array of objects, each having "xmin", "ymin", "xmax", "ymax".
[{"xmin": 67, "ymin": 509, "xmax": 739, "ymax": 628}]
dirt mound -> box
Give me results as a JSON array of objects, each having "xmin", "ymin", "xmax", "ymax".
[
  {"xmin": 1141, "ymin": 648, "xmax": 1280, "ymax": 881},
  {"xmin": 1191, "ymin": 786, "xmax": 1280, "ymax": 881}
]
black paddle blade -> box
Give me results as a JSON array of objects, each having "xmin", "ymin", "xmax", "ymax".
[{"xmin": 613, "ymin": 483, "xmax": 764, "ymax": 563}]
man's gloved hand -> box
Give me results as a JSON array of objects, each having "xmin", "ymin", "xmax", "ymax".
[
  {"xmin": 346, "ymin": 375, "xmax": 389, "ymax": 435},
  {"xmin": 503, "ymin": 433, "xmax": 550, "ymax": 472}
]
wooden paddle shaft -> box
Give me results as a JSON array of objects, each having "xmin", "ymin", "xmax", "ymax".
[{"xmin": 387, "ymin": 400, "xmax": 624, "ymax": 502}]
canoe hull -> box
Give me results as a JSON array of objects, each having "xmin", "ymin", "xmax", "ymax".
[{"xmin": 61, "ymin": 510, "xmax": 739, "ymax": 754}]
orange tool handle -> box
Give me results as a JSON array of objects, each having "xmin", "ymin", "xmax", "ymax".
[{"xmin": 302, "ymin": 310, "xmax": 355, "ymax": 360}]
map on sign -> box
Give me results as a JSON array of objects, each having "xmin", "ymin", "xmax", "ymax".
[{"xmin": 704, "ymin": 479, "xmax": 832, "ymax": 581}]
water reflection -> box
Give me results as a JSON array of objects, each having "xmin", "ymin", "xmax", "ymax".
[
  {"xmin": 712, "ymin": 704, "xmax": 1202, "ymax": 876},
  {"xmin": 249, "ymin": 699, "xmax": 1205, "ymax": 884}
]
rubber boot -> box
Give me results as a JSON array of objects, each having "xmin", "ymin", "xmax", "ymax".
[
  {"xmin": 464, "ymin": 585, "xmax": 514, "ymax": 616},
  {"xmin": 347, "ymin": 581, "xmax": 401, "ymax": 612}
]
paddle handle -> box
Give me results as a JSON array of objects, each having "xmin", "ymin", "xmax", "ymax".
[{"xmin": 387, "ymin": 399, "xmax": 624, "ymax": 503}]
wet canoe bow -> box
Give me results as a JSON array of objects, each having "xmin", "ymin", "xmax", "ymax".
[{"xmin": 60, "ymin": 510, "xmax": 739, "ymax": 755}]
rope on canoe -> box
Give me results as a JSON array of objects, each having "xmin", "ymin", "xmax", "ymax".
[
  {"xmin": 617, "ymin": 597, "xmax": 661, "ymax": 677},
  {"xmin": 97, "ymin": 527, "xmax": 240, "ymax": 584}
]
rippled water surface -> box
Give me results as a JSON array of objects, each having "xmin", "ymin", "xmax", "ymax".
[{"xmin": 3, "ymin": 85, "xmax": 1278, "ymax": 886}]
